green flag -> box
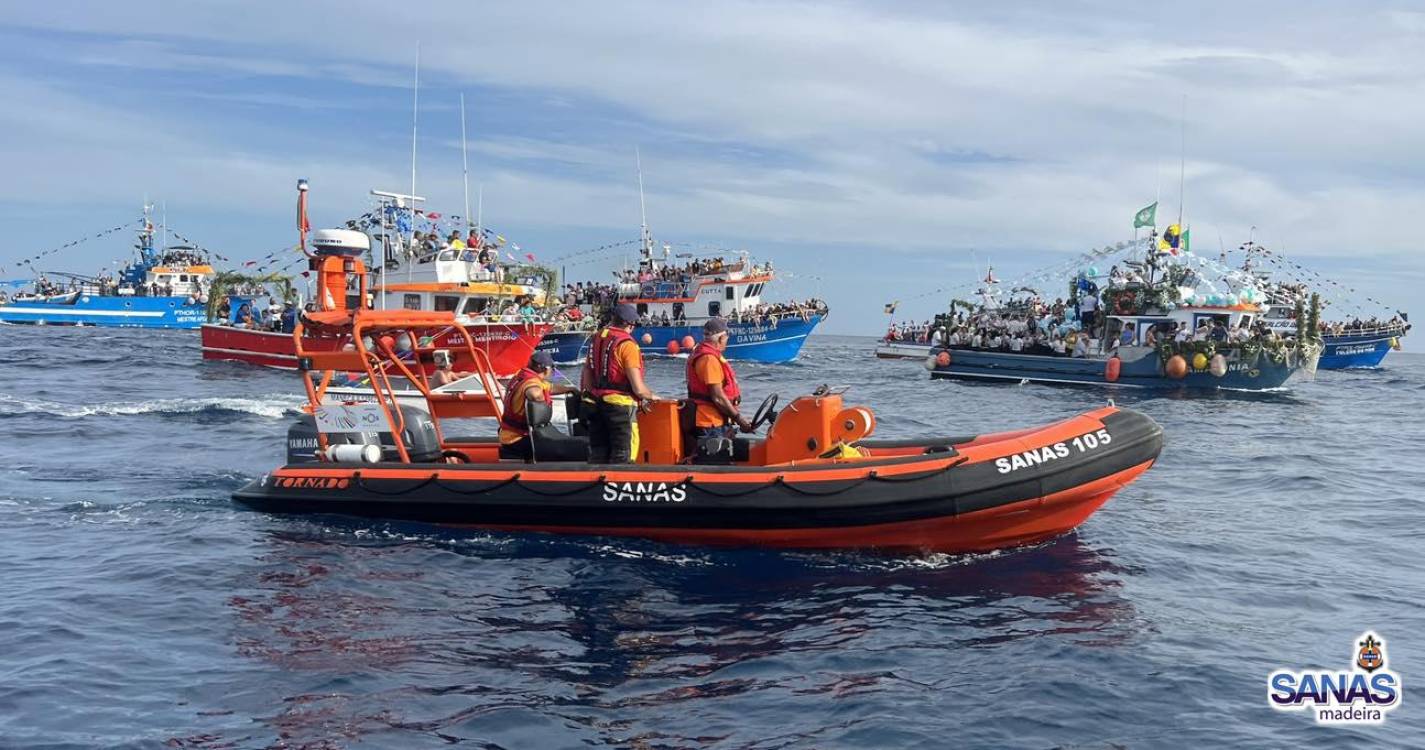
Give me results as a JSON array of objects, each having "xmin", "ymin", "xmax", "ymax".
[
  {"xmin": 1133, "ymin": 202, "xmax": 1158, "ymax": 229},
  {"xmin": 1181, "ymin": 228, "xmax": 1190, "ymax": 253}
]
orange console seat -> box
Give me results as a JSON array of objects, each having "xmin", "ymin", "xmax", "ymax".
[{"xmin": 636, "ymin": 400, "xmax": 686, "ymax": 465}]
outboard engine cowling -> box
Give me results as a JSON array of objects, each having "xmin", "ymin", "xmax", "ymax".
[
  {"xmin": 285, "ymin": 404, "xmax": 442, "ymax": 464},
  {"xmin": 286, "ymin": 417, "xmax": 380, "ymax": 464}
]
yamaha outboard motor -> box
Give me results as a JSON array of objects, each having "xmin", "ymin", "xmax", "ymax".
[{"xmin": 285, "ymin": 404, "xmax": 442, "ymax": 464}]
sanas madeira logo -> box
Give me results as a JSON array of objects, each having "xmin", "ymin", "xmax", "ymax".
[{"xmin": 1268, "ymin": 631, "xmax": 1401, "ymax": 725}]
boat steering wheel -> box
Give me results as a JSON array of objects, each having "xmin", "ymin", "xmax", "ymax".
[{"xmin": 749, "ymin": 393, "xmax": 780, "ymax": 431}]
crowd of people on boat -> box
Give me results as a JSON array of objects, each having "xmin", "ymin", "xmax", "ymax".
[
  {"xmin": 409, "ymin": 229, "xmax": 508, "ymax": 281},
  {"xmin": 922, "ymin": 295, "xmax": 1306, "ymax": 358},
  {"xmin": 7, "ymin": 271, "xmax": 214, "ymax": 304},
  {"xmin": 728, "ymin": 299, "xmax": 827, "ymax": 325},
  {"xmin": 1321, "ymin": 315, "xmax": 1410, "ymax": 336},
  {"xmin": 217, "ymin": 296, "xmax": 301, "ymax": 333},
  {"xmin": 563, "ymin": 282, "xmax": 620, "ymax": 307},
  {"xmin": 884, "ymin": 320, "xmax": 937, "ymax": 343}
]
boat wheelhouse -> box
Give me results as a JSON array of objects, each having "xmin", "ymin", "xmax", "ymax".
[{"xmin": 552, "ymin": 238, "xmax": 826, "ymax": 363}]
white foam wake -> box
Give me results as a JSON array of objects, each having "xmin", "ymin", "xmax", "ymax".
[{"xmin": 0, "ymin": 392, "xmax": 303, "ymax": 419}]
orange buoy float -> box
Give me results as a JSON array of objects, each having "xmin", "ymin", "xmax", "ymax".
[
  {"xmin": 1165, "ymin": 355, "xmax": 1188, "ymax": 379},
  {"xmin": 665, "ymin": 339, "xmax": 681, "ymax": 354},
  {"xmin": 640, "ymin": 332, "xmax": 653, "ymax": 345},
  {"xmin": 1104, "ymin": 356, "xmax": 1121, "ymax": 382},
  {"xmin": 935, "ymin": 350, "xmax": 951, "ymax": 367},
  {"xmin": 681, "ymin": 335, "xmax": 696, "ymax": 349}
]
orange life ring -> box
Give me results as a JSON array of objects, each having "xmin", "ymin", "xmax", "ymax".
[{"xmin": 1114, "ymin": 296, "xmax": 1134, "ymax": 315}]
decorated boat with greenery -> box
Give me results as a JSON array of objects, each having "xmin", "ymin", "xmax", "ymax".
[{"xmin": 923, "ymin": 230, "xmax": 1322, "ymax": 390}]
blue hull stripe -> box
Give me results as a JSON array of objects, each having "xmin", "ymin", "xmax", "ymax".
[{"xmin": 0, "ymin": 296, "xmax": 207, "ymax": 329}]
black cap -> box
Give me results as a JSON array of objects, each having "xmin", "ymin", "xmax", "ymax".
[
  {"xmin": 613, "ymin": 303, "xmax": 639, "ymax": 324},
  {"xmin": 530, "ymin": 351, "xmax": 554, "ymax": 368},
  {"xmin": 702, "ymin": 317, "xmax": 729, "ymax": 335}
]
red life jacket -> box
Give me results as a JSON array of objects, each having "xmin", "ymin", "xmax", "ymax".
[
  {"xmin": 686, "ymin": 342, "xmax": 741, "ymax": 411},
  {"xmin": 499, "ymin": 368, "xmax": 552, "ymax": 435},
  {"xmin": 587, "ymin": 326, "xmax": 636, "ymax": 397}
]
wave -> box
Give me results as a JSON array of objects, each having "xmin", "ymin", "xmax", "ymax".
[{"xmin": 0, "ymin": 392, "xmax": 303, "ymax": 419}]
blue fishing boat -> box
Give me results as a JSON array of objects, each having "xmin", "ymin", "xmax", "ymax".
[
  {"xmin": 922, "ymin": 238, "xmax": 1321, "ymax": 390},
  {"xmin": 535, "ymin": 328, "xmax": 591, "ymax": 364},
  {"xmin": 1239, "ymin": 240, "xmax": 1410, "ymax": 369},
  {"xmin": 1316, "ymin": 326, "xmax": 1406, "ymax": 369},
  {"xmin": 536, "ymin": 155, "xmax": 826, "ymax": 363},
  {"xmin": 552, "ymin": 250, "xmax": 827, "ymax": 363},
  {"xmin": 0, "ymin": 206, "xmax": 214, "ymax": 329}
]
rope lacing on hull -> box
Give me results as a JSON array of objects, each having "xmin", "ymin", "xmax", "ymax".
[{"xmin": 330, "ymin": 456, "xmax": 971, "ymax": 499}]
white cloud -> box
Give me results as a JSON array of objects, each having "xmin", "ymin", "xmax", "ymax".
[{"xmin": 1, "ymin": 1, "xmax": 1421, "ymax": 329}]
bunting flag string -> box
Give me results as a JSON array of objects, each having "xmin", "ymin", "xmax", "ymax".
[
  {"xmin": 547, "ymin": 239, "xmax": 641, "ymax": 265},
  {"xmin": 6, "ymin": 220, "xmax": 143, "ymax": 268}
]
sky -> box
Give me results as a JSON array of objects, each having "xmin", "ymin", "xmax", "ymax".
[{"xmin": 1, "ymin": 1, "xmax": 1422, "ymax": 334}]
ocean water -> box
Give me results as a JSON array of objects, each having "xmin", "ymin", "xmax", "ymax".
[{"xmin": 1, "ymin": 328, "xmax": 1421, "ymax": 749}]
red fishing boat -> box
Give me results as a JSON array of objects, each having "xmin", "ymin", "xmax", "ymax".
[{"xmin": 200, "ymin": 184, "xmax": 547, "ymax": 377}]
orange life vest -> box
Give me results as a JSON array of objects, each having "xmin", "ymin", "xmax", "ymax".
[
  {"xmin": 499, "ymin": 368, "xmax": 552, "ymax": 435},
  {"xmin": 686, "ymin": 342, "xmax": 741, "ymax": 414},
  {"xmin": 587, "ymin": 326, "xmax": 636, "ymax": 397}
]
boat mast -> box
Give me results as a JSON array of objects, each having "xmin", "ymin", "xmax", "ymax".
[
  {"xmin": 460, "ymin": 93, "xmax": 471, "ymax": 236},
  {"xmin": 636, "ymin": 147, "xmax": 653, "ymax": 266},
  {"xmin": 1177, "ymin": 95, "xmax": 1186, "ymax": 229},
  {"xmin": 410, "ymin": 44, "xmax": 420, "ymax": 204}
]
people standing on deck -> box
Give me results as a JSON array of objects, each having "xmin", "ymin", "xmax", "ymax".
[
  {"xmin": 583, "ymin": 303, "xmax": 659, "ymax": 464},
  {"xmin": 686, "ymin": 317, "xmax": 753, "ymax": 440},
  {"xmin": 1079, "ymin": 292, "xmax": 1099, "ymax": 335},
  {"xmin": 280, "ymin": 302, "xmax": 297, "ymax": 334}
]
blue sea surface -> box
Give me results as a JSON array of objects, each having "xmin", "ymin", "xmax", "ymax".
[{"xmin": 1, "ymin": 328, "xmax": 1421, "ymax": 748}]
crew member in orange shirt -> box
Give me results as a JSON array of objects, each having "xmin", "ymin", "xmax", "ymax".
[
  {"xmin": 498, "ymin": 351, "xmax": 580, "ymax": 461},
  {"xmin": 581, "ymin": 303, "xmax": 658, "ymax": 463},
  {"xmin": 686, "ymin": 317, "xmax": 753, "ymax": 439}
]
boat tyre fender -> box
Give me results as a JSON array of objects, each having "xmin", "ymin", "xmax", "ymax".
[{"xmin": 1114, "ymin": 297, "xmax": 1133, "ymax": 315}]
